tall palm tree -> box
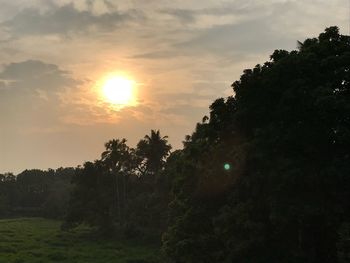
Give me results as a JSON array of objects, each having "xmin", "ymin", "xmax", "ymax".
[
  {"xmin": 101, "ymin": 138, "xmax": 131, "ymax": 225},
  {"xmin": 136, "ymin": 130, "xmax": 172, "ymax": 176}
]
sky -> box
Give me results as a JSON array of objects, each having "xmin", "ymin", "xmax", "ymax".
[{"xmin": 0, "ymin": 0, "xmax": 348, "ymax": 173}]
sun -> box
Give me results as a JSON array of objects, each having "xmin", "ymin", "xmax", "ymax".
[{"xmin": 102, "ymin": 76, "xmax": 135, "ymax": 106}]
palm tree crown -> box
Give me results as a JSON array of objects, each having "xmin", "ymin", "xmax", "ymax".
[{"xmin": 136, "ymin": 130, "xmax": 172, "ymax": 175}]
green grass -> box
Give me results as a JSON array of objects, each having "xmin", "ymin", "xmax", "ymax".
[{"xmin": 0, "ymin": 218, "xmax": 159, "ymax": 263}]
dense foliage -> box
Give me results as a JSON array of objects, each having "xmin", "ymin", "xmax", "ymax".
[
  {"xmin": 162, "ymin": 26, "xmax": 350, "ymax": 263},
  {"xmin": 64, "ymin": 130, "xmax": 172, "ymax": 240},
  {"xmin": 0, "ymin": 168, "xmax": 74, "ymax": 218}
]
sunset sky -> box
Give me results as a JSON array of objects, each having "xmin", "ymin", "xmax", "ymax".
[{"xmin": 0, "ymin": 0, "xmax": 348, "ymax": 173}]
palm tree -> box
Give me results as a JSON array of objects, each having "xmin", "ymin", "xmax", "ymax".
[
  {"xmin": 136, "ymin": 130, "xmax": 172, "ymax": 176},
  {"xmin": 101, "ymin": 139, "xmax": 131, "ymax": 225}
]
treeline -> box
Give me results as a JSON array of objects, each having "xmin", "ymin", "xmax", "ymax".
[
  {"xmin": 63, "ymin": 131, "xmax": 172, "ymax": 241},
  {"xmin": 2, "ymin": 27, "xmax": 350, "ymax": 262},
  {"xmin": 0, "ymin": 168, "xmax": 74, "ymax": 218},
  {"xmin": 160, "ymin": 26, "xmax": 350, "ymax": 263}
]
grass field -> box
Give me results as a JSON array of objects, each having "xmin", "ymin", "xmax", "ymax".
[{"xmin": 0, "ymin": 218, "xmax": 159, "ymax": 263}]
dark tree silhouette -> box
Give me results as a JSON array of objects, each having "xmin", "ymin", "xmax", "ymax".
[
  {"xmin": 0, "ymin": 168, "xmax": 74, "ymax": 218},
  {"xmin": 136, "ymin": 130, "xmax": 172, "ymax": 176},
  {"xmin": 64, "ymin": 132, "xmax": 172, "ymax": 237},
  {"xmin": 101, "ymin": 138, "xmax": 132, "ymax": 225},
  {"xmin": 163, "ymin": 26, "xmax": 350, "ymax": 263},
  {"xmin": 63, "ymin": 161, "xmax": 115, "ymax": 233}
]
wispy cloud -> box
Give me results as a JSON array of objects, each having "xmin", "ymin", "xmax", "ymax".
[
  {"xmin": 0, "ymin": 60, "xmax": 77, "ymax": 88},
  {"xmin": 1, "ymin": 3, "xmax": 143, "ymax": 37}
]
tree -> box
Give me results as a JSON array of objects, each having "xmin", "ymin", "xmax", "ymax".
[
  {"xmin": 0, "ymin": 169, "xmax": 73, "ymax": 218},
  {"xmin": 136, "ymin": 130, "xmax": 172, "ymax": 177},
  {"xmin": 101, "ymin": 138, "xmax": 133, "ymax": 226},
  {"xmin": 122, "ymin": 130, "xmax": 172, "ymax": 236},
  {"xmin": 64, "ymin": 132, "xmax": 172, "ymax": 238},
  {"xmin": 64, "ymin": 161, "xmax": 115, "ymax": 233},
  {"xmin": 163, "ymin": 27, "xmax": 350, "ymax": 263}
]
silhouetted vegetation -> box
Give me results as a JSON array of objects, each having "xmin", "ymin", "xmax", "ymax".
[
  {"xmin": 63, "ymin": 130, "xmax": 172, "ymax": 241},
  {"xmin": 162, "ymin": 26, "xmax": 350, "ymax": 263},
  {"xmin": 1, "ymin": 27, "xmax": 350, "ymax": 262},
  {"xmin": 0, "ymin": 168, "xmax": 74, "ymax": 218}
]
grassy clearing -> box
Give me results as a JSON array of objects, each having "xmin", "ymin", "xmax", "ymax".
[{"xmin": 0, "ymin": 218, "xmax": 159, "ymax": 263}]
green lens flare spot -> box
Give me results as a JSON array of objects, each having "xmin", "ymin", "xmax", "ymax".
[{"xmin": 224, "ymin": 163, "xmax": 231, "ymax": 170}]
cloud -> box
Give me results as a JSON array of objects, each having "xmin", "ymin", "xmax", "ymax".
[
  {"xmin": 132, "ymin": 50, "xmax": 183, "ymax": 59},
  {"xmin": 0, "ymin": 60, "xmax": 79, "ymax": 93},
  {"xmin": 173, "ymin": 3, "xmax": 305, "ymax": 57},
  {"xmin": 1, "ymin": 3, "xmax": 141, "ymax": 36},
  {"xmin": 160, "ymin": 9, "xmax": 196, "ymax": 24},
  {"xmin": 131, "ymin": 1, "xmax": 301, "ymax": 62},
  {"xmin": 0, "ymin": 59, "xmax": 82, "ymax": 133},
  {"xmin": 161, "ymin": 104, "xmax": 207, "ymax": 118},
  {"xmin": 158, "ymin": 0, "xmax": 275, "ymax": 30},
  {"xmin": 0, "ymin": 59, "xmax": 207, "ymax": 131}
]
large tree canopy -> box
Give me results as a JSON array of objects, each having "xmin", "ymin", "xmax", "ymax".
[{"xmin": 162, "ymin": 26, "xmax": 350, "ymax": 263}]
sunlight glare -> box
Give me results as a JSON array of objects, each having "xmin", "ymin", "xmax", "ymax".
[{"xmin": 102, "ymin": 76, "xmax": 135, "ymax": 106}]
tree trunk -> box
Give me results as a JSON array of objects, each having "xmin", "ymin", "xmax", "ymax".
[
  {"xmin": 115, "ymin": 172, "xmax": 121, "ymax": 226},
  {"xmin": 124, "ymin": 174, "xmax": 127, "ymax": 208}
]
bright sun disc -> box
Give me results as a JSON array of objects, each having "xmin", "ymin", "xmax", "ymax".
[{"xmin": 102, "ymin": 76, "xmax": 134, "ymax": 105}]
